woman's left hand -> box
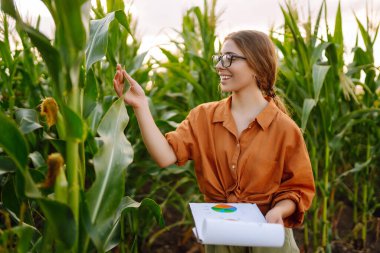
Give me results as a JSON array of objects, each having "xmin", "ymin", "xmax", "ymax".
[{"xmin": 265, "ymin": 208, "xmax": 284, "ymax": 225}]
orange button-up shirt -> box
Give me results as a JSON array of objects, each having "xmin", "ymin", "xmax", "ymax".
[{"xmin": 165, "ymin": 96, "xmax": 315, "ymax": 227}]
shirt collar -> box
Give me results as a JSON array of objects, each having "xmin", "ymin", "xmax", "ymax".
[{"xmin": 212, "ymin": 96, "xmax": 279, "ymax": 131}]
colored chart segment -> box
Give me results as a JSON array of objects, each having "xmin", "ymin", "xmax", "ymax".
[{"xmin": 211, "ymin": 204, "xmax": 237, "ymax": 213}]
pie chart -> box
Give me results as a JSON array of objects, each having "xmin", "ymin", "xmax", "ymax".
[{"xmin": 211, "ymin": 204, "xmax": 237, "ymax": 213}]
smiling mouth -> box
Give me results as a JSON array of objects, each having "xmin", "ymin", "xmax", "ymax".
[{"xmin": 220, "ymin": 75, "xmax": 232, "ymax": 81}]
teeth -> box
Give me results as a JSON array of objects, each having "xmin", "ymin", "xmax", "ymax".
[{"xmin": 220, "ymin": 75, "xmax": 231, "ymax": 80}]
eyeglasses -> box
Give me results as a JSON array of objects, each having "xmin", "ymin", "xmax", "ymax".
[{"xmin": 212, "ymin": 53, "xmax": 247, "ymax": 68}]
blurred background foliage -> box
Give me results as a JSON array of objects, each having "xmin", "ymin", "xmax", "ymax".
[{"xmin": 0, "ymin": 0, "xmax": 379, "ymax": 252}]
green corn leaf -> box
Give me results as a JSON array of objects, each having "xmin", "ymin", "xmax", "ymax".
[
  {"xmin": 312, "ymin": 64, "xmax": 330, "ymax": 101},
  {"xmin": 0, "ymin": 112, "xmax": 40, "ymax": 198},
  {"xmin": 310, "ymin": 42, "xmax": 331, "ymax": 66},
  {"xmin": 105, "ymin": 196, "xmax": 164, "ymax": 251},
  {"xmin": 83, "ymin": 195, "xmax": 163, "ymax": 252},
  {"xmin": 0, "ymin": 156, "xmax": 17, "ymax": 175},
  {"xmin": 355, "ymin": 15, "xmax": 372, "ymax": 50},
  {"xmin": 54, "ymin": 0, "xmax": 88, "ymax": 52},
  {"xmin": 86, "ymin": 103, "xmax": 104, "ymax": 134},
  {"xmin": 86, "ymin": 10, "xmax": 130, "ymax": 71},
  {"xmin": 84, "ymin": 69, "xmax": 99, "ymax": 118},
  {"xmin": 0, "ymin": 0, "xmax": 18, "ymax": 18},
  {"xmin": 127, "ymin": 51, "xmax": 148, "ymax": 75},
  {"xmin": 301, "ymin": 98, "xmax": 316, "ymax": 131},
  {"xmin": 333, "ymin": 1, "xmax": 344, "ymax": 67},
  {"xmin": 61, "ymin": 105, "xmax": 87, "ymax": 141},
  {"xmin": 312, "ymin": 1, "xmax": 324, "ymax": 48},
  {"xmin": 0, "ymin": 40, "xmax": 13, "ymax": 68},
  {"xmin": 86, "ymin": 97, "xmax": 133, "ymax": 226},
  {"xmin": 281, "ymin": 4, "xmax": 309, "ymax": 73},
  {"xmin": 335, "ymin": 159, "xmax": 372, "ymax": 182},
  {"xmin": 0, "ymin": 225, "xmax": 36, "ymax": 252},
  {"xmin": 0, "ymin": 0, "xmax": 62, "ymax": 93},
  {"xmin": 114, "ymin": 9, "xmax": 132, "ymax": 34},
  {"xmin": 120, "ymin": 197, "xmax": 164, "ymax": 227},
  {"xmin": 15, "ymin": 108, "xmax": 43, "ymax": 134},
  {"xmin": 0, "ymin": 112, "xmax": 29, "ymax": 171},
  {"xmin": 38, "ymin": 198, "xmax": 77, "ymax": 249},
  {"xmin": 160, "ymin": 47, "xmax": 179, "ymax": 63}
]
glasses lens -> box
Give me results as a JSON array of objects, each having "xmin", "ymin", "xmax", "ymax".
[
  {"xmin": 212, "ymin": 55, "xmax": 221, "ymax": 66},
  {"xmin": 222, "ymin": 54, "xmax": 232, "ymax": 67}
]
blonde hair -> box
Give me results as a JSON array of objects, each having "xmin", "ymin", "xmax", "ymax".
[{"xmin": 224, "ymin": 30, "xmax": 289, "ymax": 115}]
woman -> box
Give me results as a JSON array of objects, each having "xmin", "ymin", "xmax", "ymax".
[{"xmin": 114, "ymin": 30, "xmax": 315, "ymax": 253}]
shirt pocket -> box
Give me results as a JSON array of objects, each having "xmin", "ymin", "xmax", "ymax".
[{"xmin": 241, "ymin": 155, "xmax": 281, "ymax": 194}]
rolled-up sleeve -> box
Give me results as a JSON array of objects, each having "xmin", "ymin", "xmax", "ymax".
[
  {"xmin": 271, "ymin": 129, "xmax": 315, "ymax": 227},
  {"xmin": 165, "ymin": 109, "xmax": 197, "ymax": 166}
]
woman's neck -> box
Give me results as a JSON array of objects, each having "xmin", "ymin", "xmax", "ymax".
[{"xmin": 231, "ymin": 87, "xmax": 268, "ymax": 117}]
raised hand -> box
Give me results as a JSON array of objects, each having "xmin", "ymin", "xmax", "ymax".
[{"xmin": 113, "ymin": 64, "xmax": 146, "ymax": 108}]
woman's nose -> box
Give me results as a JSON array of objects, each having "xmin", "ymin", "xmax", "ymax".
[{"xmin": 215, "ymin": 60, "xmax": 224, "ymax": 70}]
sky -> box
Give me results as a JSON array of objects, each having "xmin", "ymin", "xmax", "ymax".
[{"xmin": 13, "ymin": 0, "xmax": 380, "ymax": 64}]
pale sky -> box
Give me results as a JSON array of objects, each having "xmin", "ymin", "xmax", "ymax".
[{"xmin": 13, "ymin": 0, "xmax": 380, "ymax": 64}]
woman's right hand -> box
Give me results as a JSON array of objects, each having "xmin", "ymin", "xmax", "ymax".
[{"xmin": 113, "ymin": 64, "xmax": 147, "ymax": 109}]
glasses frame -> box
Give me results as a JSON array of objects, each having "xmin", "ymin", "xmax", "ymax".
[{"xmin": 212, "ymin": 53, "xmax": 247, "ymax": 68}]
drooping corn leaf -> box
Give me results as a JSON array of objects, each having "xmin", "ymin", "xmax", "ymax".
[
  {"xmin": 15, "ymin": 108, "xmax": 43, "ymax": 134},
  {"xmin": 85, "ymin": 98, "xmax": 133, "ymax": 250},
  {"xmin": 84, "ymin": 195, "xmax": 164, "ymax": 252}
]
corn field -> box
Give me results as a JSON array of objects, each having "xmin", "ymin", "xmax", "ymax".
[{"xmin": 0, "ymin": 0, "xmax": 379, "ymax": 252}]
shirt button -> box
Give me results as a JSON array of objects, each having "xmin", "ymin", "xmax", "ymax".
[
  {"xmin": 232, "ymin": 165, "xmax": 236, "ymax": 169},
  {"xmin": 237, "ymin": 143, "xmax": 240, "ymax": 147}
]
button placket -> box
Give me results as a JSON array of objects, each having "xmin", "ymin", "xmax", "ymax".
[{"xmin": 230, "ymin": 140, "xmax": 241, "ymax": 181}]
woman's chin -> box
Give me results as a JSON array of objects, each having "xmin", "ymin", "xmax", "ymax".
[{"xmin": 219, "ymin": 83, "xmax": 232, "ymax": 92}]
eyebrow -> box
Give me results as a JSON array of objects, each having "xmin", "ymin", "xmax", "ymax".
[{"xmin": 221, "ymin": 51, "xmax": 240, "ymax": 55}]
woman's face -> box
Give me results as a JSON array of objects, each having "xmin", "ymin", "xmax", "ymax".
[{"xmin": 216, "ymin": 39, "xmax": 256, "ymax": 93}]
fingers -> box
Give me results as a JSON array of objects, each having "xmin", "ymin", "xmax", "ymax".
[
  {"xmin": 113, "ymin": 79, "xmax": 122, "ymax": 97},
  {"xmin": 122, "ymin": 70, "xmax": 137, "ymax": 86}
]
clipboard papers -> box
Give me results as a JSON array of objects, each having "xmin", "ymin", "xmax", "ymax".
[{"xmin": 189, "ymin": 203, "xmax": 285, "ymax": 247}]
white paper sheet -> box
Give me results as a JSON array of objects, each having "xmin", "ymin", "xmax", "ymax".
[{"xmin": 189, "ymin": 203, "xmax": 285, "ymax": 247}]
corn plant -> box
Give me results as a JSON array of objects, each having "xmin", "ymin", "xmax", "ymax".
[
  {"xmin": 0, "ymin": 0, "xmax": 163, "ymax": 252},
  {"xmin": 272, "ymin": 1, "xmax": 380, "ymax": 252},
  {"xmin": 134, "ymin": 0, "xmax": 221, "ymax": 247}
]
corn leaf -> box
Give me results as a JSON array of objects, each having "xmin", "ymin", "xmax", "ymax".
[
  {"xmin": 0, "ymin": 225, "xmax": 36, "ymax": 252},
  {"xmin": 0, "ymin": 156, "xmax": 17, "ymax": 175},
  {"xmin": 0, "ymin": 112, "xmax": 40, "ymax": 197},
  {"xmin": 61, "ymin": 105, "xmax": 88, "ymax": 141},
  {"xmin": 301, "ymin": 98, "xmax": 316, "ymax": 131},
  {"xmin": 86, "ymin": 10, "xmax": 130, "ymax": 71},
  {"xmin": 15, "ymin": 109, "xmax": 43, "ymax": 134},
  {"xmin": 38, "ymin": 198, "xmax": 77, "ymax": 249},
  {"xmin": 84, "ymin": 69, "xmax": 99, "ymax": 118},
  {"xmin": 54, "ymin": 0, "xmax": 88, "ymax": 52},
  {"xmin": 312, "ymin": 64, "xmax": 330, "ymax": 101},
  {"xmin": 86, "ymin": 97, "xmax": 133, "ymax": 233},
  {"xmin": 333, "ymin": 2, "xmax": 344, "ymax": 68},
  {"xmin": 0, "ymin": 112, "xmax": 29, "ymax": 171},
  {"xmin": 0, "ymin": 0, "xmax": 62, "ymax": 92}
]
